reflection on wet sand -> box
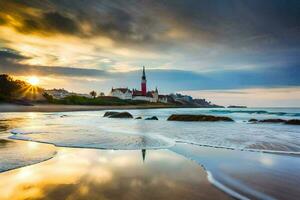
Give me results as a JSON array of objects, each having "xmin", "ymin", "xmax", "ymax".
[
  {"xmin": 172, "ymin": 143, "xmax": 300, "ymax": 200},
  {"xmin": 0, "ymin": 148, "xmax": 231, "ymax": 200}
]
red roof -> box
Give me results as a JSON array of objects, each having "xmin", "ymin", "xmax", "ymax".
[{"xmin": 132, "ymin": 89, "xmax": 143, "ymax": 96}]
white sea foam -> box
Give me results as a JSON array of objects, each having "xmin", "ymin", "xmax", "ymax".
[{"xmin": 6, "ymin": 108, "xmax": 300, "ymax": 152}]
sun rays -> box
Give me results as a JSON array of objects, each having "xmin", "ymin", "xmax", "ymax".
[{"xmin": 13, "ymin": 76, "xmax": 42, "ymax": 100}]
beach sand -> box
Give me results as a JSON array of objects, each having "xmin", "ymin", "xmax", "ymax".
[
  {"xmin": 172, "ymin": 143, "xmax": 300, "ymax": 200},
  {"xmin": 0, "ymin": 103, "xmax": 180, "ymax": 113},
  {"xmin": 0, "ymin": 146, "xmax": 232, "ymax": 200}
]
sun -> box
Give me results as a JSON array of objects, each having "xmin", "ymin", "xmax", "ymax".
[{"xmin": 28, "ymin": 76, "xmax": 40, "ymax": 86}]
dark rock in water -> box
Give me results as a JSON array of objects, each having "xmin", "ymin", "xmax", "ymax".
[
  {"xmin": 103, "ymin": 112, "xmax": 119, "ymax": 117},
  {"xmin": 167, "ymin": 114, "xmax": 234, "ymax": 122},
  {"xmin": 145, "ymin": 116, "xmax": 158, "ymax": 120},
  {"xmin": 108, "ymin": 112, "xmax": 133, "ymax": 118},
  {"xmin": 228, "ymin": 105, "xmax": 247, "ymax": 108},
  {"xmin": 285, "ymin": 119, "xmax": 300, "ymax": 125},
  {"xmin": 249, "ymin": 119, "xmax": 258, "ymax": 122},
  {"xmin": 135, "ymin": 117, "xmax": 142, "ymax": 119},
  {"xmin": 259, "ymin": 119, "xmax": 286, "ymax": 123},
  {"xmin": 250, "ymin": 118, "xmax": 300, "ymax": 125}
]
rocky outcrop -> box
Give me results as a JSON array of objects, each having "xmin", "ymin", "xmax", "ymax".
[
  {"xmin": 248, "ymin": 118, "xmax": 300, "ymax": 125},
  {"xmin": 248, "ymin": 118, "xmax": 258, "ymax": 122},
  {"xmin": 145, "ymin": 116, "xmax": 158, "ymax": 120},
  {"xmin": 167, "ymin": 114, "xmax": 234, "ymax": 122},
  {"xmin": 135, "ymin": 117, "xmax": 142, "ymax": 119},
  {"xmin": 259, "ymin": 119, "xmax": 286, "ymax": 123},
  {"xmin": 285, "ymin": 119, "xmax": 300, "ymax": 125},
  {"xmin": 228, "ymin": 105, "xmax": 247, "ymax": 108},
  {"xmin": 108, "ymin": 112, "xmax": 133, "ymax": 118},
  {"xmin": 103, "ymin": 112, "xmax": 119, "ymax": 117}
]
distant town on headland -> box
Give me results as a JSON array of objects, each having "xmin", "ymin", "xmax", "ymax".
[{"xmin": 0, "ymin": 68, "xmax": 224, "ymax": 107}]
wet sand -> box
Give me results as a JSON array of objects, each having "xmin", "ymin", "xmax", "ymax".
[
  {"xmin": 172, "ymin": 143, "xmax": 300, "ymax": 200},
  {"xmin": 1, "ymin": 139, "xmax": 300, "ymax": 200},
  {"xmin": 0, "ymin": 147, "xmax": 232, "ymax": 200},
  {"xmin": 0, "ymin": 103, "xmax": 178, "ymax": 112},
  {"xmin": 0, "ymin": 140, "xmax": 56, "ymax": 173}
]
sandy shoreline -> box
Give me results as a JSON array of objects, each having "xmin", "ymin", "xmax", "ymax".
[
  {"xmin": 0, "ymin": 141, "xmax": 232, "ymax": 200},
  {"xmin": 0, "ymin": 103, "xmax": 181, "ymax": 112}
]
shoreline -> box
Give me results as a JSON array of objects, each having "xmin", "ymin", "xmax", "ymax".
[{"xmin": 0, "ymin": 103, "xmax": 186, "ymax": 112}]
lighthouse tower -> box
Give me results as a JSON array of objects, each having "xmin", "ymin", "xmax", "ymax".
[{"xmin": 141, "ymin": 66, "xmax": 147, "ymax": 96}]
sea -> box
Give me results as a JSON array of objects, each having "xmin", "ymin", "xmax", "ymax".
[{"xmin": 1, "ymin": 107, "xmax": 300, "ymax": 200}]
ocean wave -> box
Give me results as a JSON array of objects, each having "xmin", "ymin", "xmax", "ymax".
[
  {"xmin": 210, "ymin": 110, "xmax": 300, "ymax": 117},
  {"xmin": 10, "ymin": 128, "xmax": 48, "ymax": 135},
  {"xmin": 9, "ymin": 126, "xmax": 300, "ymax": 155},
  {"xmin": 175, "ymin": 140, "xmax": 300, "ymax": 155},
  {"xmin": 9, "ymin": 128, "xmax": 173, "ymax": 150}
]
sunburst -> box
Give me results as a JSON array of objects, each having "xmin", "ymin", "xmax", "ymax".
[{"xmin": 27, "ymin": 76, "xmax": 40, "ymax": 86}]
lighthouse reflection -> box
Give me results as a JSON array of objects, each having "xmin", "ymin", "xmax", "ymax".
[{"xmin": 142, "ymin": 149, "xmax": 146, "ymax": 162}]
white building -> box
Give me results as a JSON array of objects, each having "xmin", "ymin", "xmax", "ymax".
[
  {"xmin": 45, "ymin": 89, "xmax": 70, "ymax": 99},
  {"xmin": 158, "ymin": 95, "xmax": 168, "ymax": 103},
  {"xmin": 132, "ymin": 89, "xmax": 159, "ymax": 103},
  {"xmin": 45, "ymin": 89, "xmax": 92, "ymax": 99},
  {"xmin": 109, "ymin": 88, "xmax": 132, "ymax": 100}
]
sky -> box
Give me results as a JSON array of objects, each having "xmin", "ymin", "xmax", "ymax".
[{"xmin": 0, "ymin": 0, "xmax": 299, "ymax": 107}]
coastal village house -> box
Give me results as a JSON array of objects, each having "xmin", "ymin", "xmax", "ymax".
[
  {"xmin": 110, "ymin": 67, "xmax": 167, "ymax": 103},
  {"xmin": 45, "ymin": 88, "xmax": 92, "ymax": 99},
  {"xmin": 110, "ymin": 88, "xmax": 132, "ymax": 100}
]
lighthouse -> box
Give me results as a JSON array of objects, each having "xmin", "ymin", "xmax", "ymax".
[{"xmin": 141, "ymin": 66, "xmax": 147, "ymax": 96}]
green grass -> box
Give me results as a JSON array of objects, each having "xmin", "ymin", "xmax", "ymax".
[{"xmin": 46, "ymin": 95, "xmax": 163, "ymax": 106}]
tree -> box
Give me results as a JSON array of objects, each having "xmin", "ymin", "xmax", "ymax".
[
  {"xmin": 99, "ymin": 92, "xmax": 105, "ymax": 97},
  {"xmin": 43, "ymin": 92, "xmax": 54, "ymax": 102},
  {"xmin": 0, "ymin": 74, "xmax": 29, "ymax": 100},
  {"xmin": 90, "ymin": 91, "xmax": 97, "ymax": 99}
]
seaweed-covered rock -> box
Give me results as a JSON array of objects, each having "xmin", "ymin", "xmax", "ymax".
[
  {"xmin": 285, "ymin": 119, "xmax": 300, "ymax": 125},
  {"xmin": 167, "ymin": 114, "xmax": 234, "ymax": 122},
  {"xmin": 108, "ymin": 112, "xmax": 133, "ymax": 118},
  {"xmin": 103, "ymin": 112, "xmax": 119, "ymax": 117},
  {"xmin": 248, "ymin": 119, "xmax": 258, "ymax": 122},
  {"xmin": 145, "ymin": 116, "xmax": 158, "ymax": 120},
  {"xmin": 258, "ymin": 119, "xmax": 286, "ymax": 123},
  {"xmin": 249, "ymin": 118, "xmax": 300, "ymax": 125}
]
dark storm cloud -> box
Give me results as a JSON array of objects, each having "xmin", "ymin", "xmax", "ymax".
[
  {"xmin": 0, "ymin": 58, "xmax": 107, "ymax": 78},
  {"xmin": 0, "ymin": 48, "xmax": 107, "ymax": 77},
  {"xmin": 17, "ymin": 12, "xmax": 80, "ymax": 35},
  {"xmin": 0, "ymin": 63, "xmax": 109, "ymax": 78},
  {"xmin": 42, "ymin": 12, "xmax": 79, "ymax": 34},
  {"xmin": 1, "ymin": 0, "xmax": 300, "ymax": 48},
  {"xmin": 0, "ymin": 49, "xmax": 28, "ymax": 60}
]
